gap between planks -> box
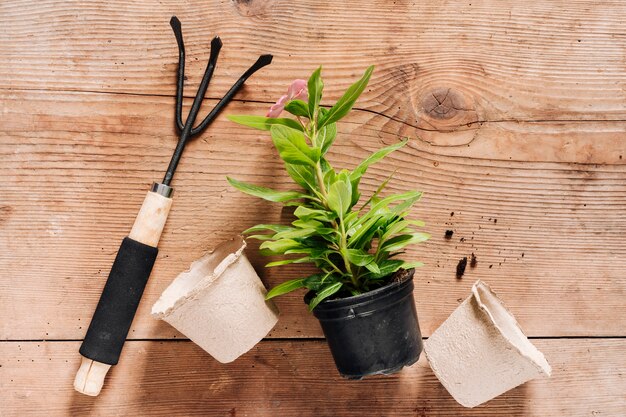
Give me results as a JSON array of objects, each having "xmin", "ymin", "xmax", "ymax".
[
  {"xmin": 1, "ymin": 338, "xmax": 625, "ymax": 416},
  {"xmin": 2, "ymin": 336, "xmax": 626, "ymax": 343}
]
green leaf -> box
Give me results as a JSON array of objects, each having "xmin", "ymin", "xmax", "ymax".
[
  {"xmin": 271, "ymin": 125, "xmax": 320, "ymax": 166},
  {"xmin": 392, "ymin": 192, "xmax": 422, "ymax": 215},
  {"xmin": 402, "ymin": 261, "xmax": 425, "ymax": 269},
  {"xmin": 381, "ymin": 219, "xmax": 411, "ymax": 241},
  {"xmin": 243, "ymin": 224, "xmax": 292, "ymax": 234},
  {"xmin": 292, "ymin": 219, "xmax": 323, "ymax": 229},
  {"xmin": 308, "ymin": 66, "xmax": 323, "ymax": 118},
  {"xmin": 348, "ymin": 215, "xmax": 383, "ymax": 249},
  {"xmin": 363, "ymin": 259, "xmax": 405, "ymax": 279},
  {"xmin": 323, "ymin": 166, "xmax": 337, "ymax": 191},
  {"xmin": 273, "ymin": 228, "xmax": 317, "ymax": 240},
  {"xmin": 259, "ymin": 239, "xmax": 302, "ymax": 255},
  {"xmin": 343, "ymin": 211, "xmax": 360, "ymax": 229},
  {"xmin": 379, "ymin": 232, "xmax": 430, "ymax": 253},
  {"xmin": 318, "ymin": 123, "xmax": 337, "ymax": 155},
  {"xmin": 293, "ymin": 206, "xmax": 336, "ymax": 222},
  {"xmin": 303, "ymin": 272, "xmax": 329, "ymax": 291},
  {"xmin": 308, "ymin": 282, "xmax": 343, "ymax": 311},
  {"xmin": 284, "ymin": 100, "xmax": 310, "ymax": 117},
  {"xmin": 318, "ymin": 66, "xmax": 374, "ymax": 128},
  {"xmin": 367, "ymin": 190, "xmax": 423, "ymax": 218},
  {"xmin": 227, "ymin": 115, "xmax": 303, "ymax": 132},
  {"xmin": 360, "ymin": 170, "xmax": 395, "ymax": 209},
  {"xmin": 316, "ymin": 227, "xmax": 340, "ymax": 236},
  {"xmin": 285, "ymin": 247, "xmax": 330, "ymax": 257},
  {"xmin": 344, "ymin": 248, "xmax": 375, "ymax": 266},
  {"xmin": 247, "ymin": 234, "xmax": 276, "ymax": 241},
  {"xmin": 319, "ymin": 157, "xmax": 333, "ymax": 173},
  {"xmin": 352, "ymin": 192, "xmax": 416, "ymax": 231},
  {"xmin": 265, "ymin": 257, "xmax": 312, "ymax": 267},
  {"xmin": 350, "ymin": 139, "xmax": 407, "ymax": 181},
  {"xmin": 327, "ymin": 179, "xmax": 352, "ymax": 218},
  {"xmin": 350, "ymin": 185, "xmax": 361, "ymax": 207},
  {"xmin": 348, "ymin": 140, "xmax": 407, "ymax": 207},
  {"xmin": 338, "ymin": 168, "xmax": 350, "ymax": 181},
  {"xmin": 285, "ymin": 163, "xmax": 317, "ymax": 193},
  {"xmin": 364, "ymin": 261, "xmax": 381, "ymax": 274},
  {"xmin": 265, "ymin": 278, "xmax": 306, "ymax": 300},
  {"xmin": 407, "ymin": 219, "xmax": 426, "ymax": 227},
  {"xmin": 228, "ymin": 177, "xmax": 310, "ymax": 202}
]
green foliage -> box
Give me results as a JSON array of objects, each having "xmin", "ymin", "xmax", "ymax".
[
  {"xmin": 327, "ymin": 178, "xmax": 352, "ymax": 219},
  {"xmin": 318, "ymin": 66, "xmax": 374, "ymax": 128},
  {"xmin": 284, "ymin": 100, "xmax": 310, "ymax": 118},
  {"xmin": 228, "ymin": 66, "xmax": 429, "ymax": 309},
  {"xmin": 265, "ymin": 278, "xmax": 306, "ymax": 299},
  {"xmin": 318, "ymin": 123, "xmax": 337, "ymax": 155},
  {"xmin": 307, "ymin": 66, "xmax": 323, "ymax": 117},
  {"xmin": 270, "ymin": 125, "xmax": 321, "ymax": 167},
  {"xmin": 227, "ymin": 177, "xmax": 312, "ymax": 203},
  {"xmin": 228, "ymin": 115, "xmax": 303, "ymax": 132}
]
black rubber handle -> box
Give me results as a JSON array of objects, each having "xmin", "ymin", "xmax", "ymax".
[{"xmin": 79, "ymin": 237, "xmax": 158, "ymax": 365}]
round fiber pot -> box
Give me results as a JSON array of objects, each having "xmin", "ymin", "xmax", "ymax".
[
  {"xmin": 424, "ymin": 280, "xmax": 551, "ymax": 408},
  {"xmin": 310, "ymin": 269, "xmax": 422, "ymax": 379},
  {"xmin": 151, "ymin": 236, "xmax": 279, "ymax": 363}
]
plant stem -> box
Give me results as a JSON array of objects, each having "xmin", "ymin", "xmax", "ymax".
[
  {"xmin": 315, "ymin": 164, "xmax": 328, "ymax": 200},
  {"xmin": 340, "ymin": 220, "xmax": 359, "ymax": 289},
  {"xmin": 324, "ymin": 256, "xmax": 344, "ymax": 275},
  {"xmin": 314, "ymin": 160, "xmax": 358, "ymax": 289},
  {"xmin": 310, "ymin": 117, "xmax": 359, "ymax": 291}
]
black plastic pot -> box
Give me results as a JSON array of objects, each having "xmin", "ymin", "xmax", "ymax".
[{"xmin": 308, "ymin": 269, "xmax": 422, "ymax": 379}]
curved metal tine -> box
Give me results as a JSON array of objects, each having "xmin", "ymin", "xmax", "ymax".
[
  {"xmin": 161, "ymin": 36, "xmax": 223, "ymax": 186},
  {"xmin": 170, "ymin": 16, "xmax": 185, "ymax": 132},
  {"xmin": 190, "ymin": 54, "xmax": 273, "ymax": 136},
  {"xmin": 183, "ymin": 36, "xmax": 222, "ymax": 132}
]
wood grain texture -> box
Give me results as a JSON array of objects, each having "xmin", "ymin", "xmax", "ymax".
[
  {"xmin": 3, "ymin": 0, "xmax": 626, "ymax": 128},
  {"xmin": 1, "ymin": 339, "xmax": 624, "ymax": 416},
  {"xmin": 128, "ymin": 191, "xmax": 173, "ymax": 247},
  {"xmin": 1, "ymin": 90, "xmax": 625, "ymax": 339},
  {"xmin": 1, "ymin": 0, "xmax": 626, "ymax": 413}
]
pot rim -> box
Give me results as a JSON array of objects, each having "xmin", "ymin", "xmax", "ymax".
[
  {"xmin": 308, "ymin": 268, "xmax": 415, "ymax": 311},
  {"xmin": 151, "ymin": 236, "xmax": 248, "ymax": 319}
]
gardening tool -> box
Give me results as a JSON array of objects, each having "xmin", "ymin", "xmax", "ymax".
[{"xmin": 74, "ymin": 16, "xmax": 272, "ymax": 396}]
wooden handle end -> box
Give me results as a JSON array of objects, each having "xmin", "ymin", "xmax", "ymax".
[{"xmin": 74, "ymin": 356, "xmax": 111, "ymax": 396}]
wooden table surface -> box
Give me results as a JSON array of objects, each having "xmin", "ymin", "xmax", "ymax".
[{"xmin": 1, "ymin": 1, "xmax": 625, "ymax": 415}]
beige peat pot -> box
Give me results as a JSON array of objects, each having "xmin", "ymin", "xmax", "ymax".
[
  {"xmin": 424, "ymin": 280, "xmax": 551, "ymax": 408},
  {"xmin": 151, "ymin": 236, "xmax": 279, "ymax": 363}
]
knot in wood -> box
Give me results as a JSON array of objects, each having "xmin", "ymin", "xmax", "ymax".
[
  {"xmin": 232, "ymin": 0, "xmax": 272, "ymax": 17},
  {"xmin": 422, "ymin": 87, "xmax": 468, "ymax": 120}
]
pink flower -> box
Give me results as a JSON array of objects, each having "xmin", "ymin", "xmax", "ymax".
[{"xmin": 267, "ymin": 79, "xmax": 308, "ymax": 118}]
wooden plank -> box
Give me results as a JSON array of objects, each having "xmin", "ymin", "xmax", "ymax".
[
  {"xmin": 3, "ymin": 0, "xmax": 626, "ymax": 128},
  {"xmin": 1, "ymin": 339, "xmax": 624, "ymax": 416},
  {"xmin": 1, "ymin": 90, "xmax": 625, "ymax": 339}
]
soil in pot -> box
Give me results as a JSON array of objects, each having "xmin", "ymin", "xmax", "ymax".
[{"xmin": 307, "ymin": 268, "xmax": 422, "ymax": 379}]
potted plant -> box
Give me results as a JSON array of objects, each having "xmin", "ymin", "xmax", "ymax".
[{"xmin": 227, "ymin": 66, "xmax": 430, "ymax": 379}]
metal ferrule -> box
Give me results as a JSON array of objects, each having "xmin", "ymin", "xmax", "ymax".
[{"xmin": 151, "ymin": 182, "xmax": 174, "ymax": 198}]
